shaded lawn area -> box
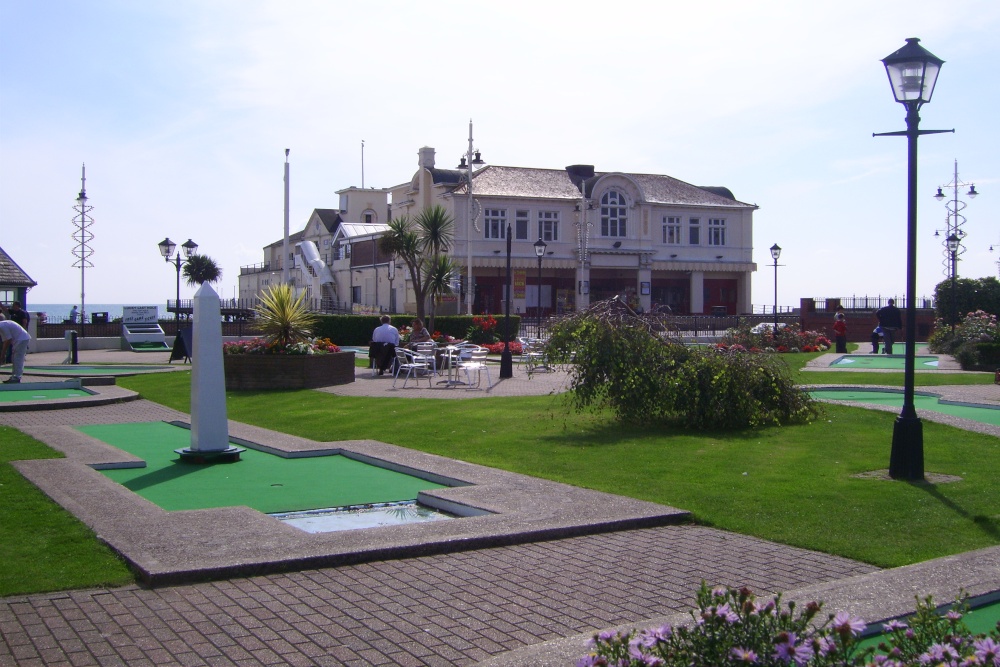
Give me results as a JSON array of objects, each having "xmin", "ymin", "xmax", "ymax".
[{"xmin": 117, "ymin": 371, "xmax": 1000, "ymax": 570}]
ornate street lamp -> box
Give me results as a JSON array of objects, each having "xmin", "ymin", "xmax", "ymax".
[
  {"xmin": 459, "ymin": 121, "xmax": 485, "ymax": 315},
  {"xmin": 946, "ymin": 234, "xmax": 960, "ymax": 333},
  {"xmin": 769, "ymin": 243, "xmax": 781, "ymax": 335},
  {"xmin": 875, "ymin": 37, "xmax": 952, "ymax": 481},
  {"xmin": 534, "ymin": 237, "xmax": 547, "ymax": 337},
  {"xmin": 158, "ymin": 237, "xmax": 198, "ymax": 333},
  {"xmin": 500, "ymin": 222, "xmax": 513, "ymax": 378}
]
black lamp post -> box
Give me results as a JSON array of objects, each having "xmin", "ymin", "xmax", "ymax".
[
  {"xmin": 946, "ymin": 233, "xmax": 960, "ymax": 333},
  {"xmin": 500, "ymin": 222, "xmax": 513, "ymax": 378},
  {"xmin": 875, "ymin": 37, "xmax": 951, "ymax": 482},
  {"xmin": 534, "ymin": 237, "xmax": 547, "ymax": 337},
  {"xmin": 769, "ymin": 244, "xmax": 781, "ymax": 335},
  {"xmin": 158, "ymin": 237, "xmax": 198, "ymax": 333}
]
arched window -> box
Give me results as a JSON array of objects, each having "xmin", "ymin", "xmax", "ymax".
[{"xmin": 601, "ymin": 190, "xmax": 627, "ymax": 237}]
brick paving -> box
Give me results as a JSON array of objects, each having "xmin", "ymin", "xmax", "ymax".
[{"xmin": 1, "ymin": 527, "xmax": 876, "ymax": 667}]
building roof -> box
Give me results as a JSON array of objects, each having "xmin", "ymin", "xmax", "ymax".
[
  {"xmin": 311, "ymin": 209, "xmax": 343, "ymax": 233},
  {"xmin": 453, "ymin": 165, "xmax": 754, "ymax": 209},
  {"xmin": 0, "ymin": 246, "xmax": 37, "ymax": 288},
  {"xmin": 332, "ymin": 222, "xmax": 392, "ymax": 242}
]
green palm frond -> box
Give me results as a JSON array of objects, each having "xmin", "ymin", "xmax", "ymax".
[{"xmin": 254, "ymin": 284, "xmax": 317, "ymax": 348}]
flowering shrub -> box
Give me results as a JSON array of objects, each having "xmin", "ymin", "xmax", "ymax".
[
  {"xmin": 721, "ymin": 325, "xmax": 831, "ymax": 353},
  {"xmin": 578, "ymin": 584, "xmax": 1000, "ymax": 667},
  {"xmin": 483, "ymin": 340, "xmax": 523, "ymax": 355},
  {"xmin": 223, "ymin": 337, "xmax": 340, "ymax": 355},
  {"xmin": 465, "ymin": 315, "xmax": 499, "ymax": 344},
  {"xmin": 929, "ymin": 310, "xmax": 1000, "ymax": 353}
]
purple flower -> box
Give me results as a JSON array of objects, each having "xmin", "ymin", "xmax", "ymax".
[
  {"xmin": 815, "ymin": 636, "xmax": 836, "ymax": 656},
  {"xmin": 883, "ymin": 619, "xmax": 909, "ymax": 632},
  {"xmin": 730, "ymin": 647, "xmax": 758, "ymax": 663},
  {"xmin": 974, "ymin": 637, "xmax": 1000, "ymax": 665},
  {"xmin": 773, "ymin": 632, "xmax": 814, "ymax": 665},
  {"xmin": 715, "ymin": 603, "xmax": 740, "ymax": 624},
  {"xmin": 946, "ymin": 611, "xmax": 964, "ymax": 622},
  {"xmin": 832, "ymin": 611, "xmax": 866, "ymax": 637},
  {"xmin": 920, "ymin": 642, "xmax": 960, "ymax": 663},
  {"xmin": 575, "ymin": 656, "xmax": 607, "ymax": 667}
]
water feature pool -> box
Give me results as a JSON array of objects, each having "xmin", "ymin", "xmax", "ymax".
[{"xmin": 272, "ymin": 500, "xmax": 455, "ymax": 533}]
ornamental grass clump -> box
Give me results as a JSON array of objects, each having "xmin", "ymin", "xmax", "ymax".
[
  {"xmin": 254, "ymin": 283, "xmax": 317, "ymax": 349},
  {"xmin": 546, "ymin": 298, "xmax": 817, "ymax": 429},
  {"xmin": 578, "ymin": 584, "xmax": 1000, "ymax": 667}
]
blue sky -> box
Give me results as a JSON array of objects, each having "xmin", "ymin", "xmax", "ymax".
[{"xmin": 2, "ymin": 1, "xmax": 999, "ymax": 311}]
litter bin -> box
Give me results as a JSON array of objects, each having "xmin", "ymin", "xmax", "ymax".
[{"xmin": 91, "ymin": 312, "xmax": 108, "ymax": 324}]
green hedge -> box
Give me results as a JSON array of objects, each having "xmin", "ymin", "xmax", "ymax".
[{"xmin": 313, "ymin": 315, "xmax": 522, "ymax": 346}]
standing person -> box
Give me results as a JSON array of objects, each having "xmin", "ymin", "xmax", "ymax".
[
  {"xmin": 8, "ymin": 302, "xmax": 29, "ymax": 329},
  {"xmin": 370, "ymin": 315, "xmax": 400, "ymax": 376},
  {"xmin": 876, "ymin": 298, "xmax": 903, "ymax": 354},
  {"xmin": 0, "ymin": 316, "xmax": 31, "ymax": 384},
  {"xmin": 833, "ymin": 310, "xmax": 848, "ymax": 353},
  {"xmin": 69, "ymin": 305, "xmax": 79, "ymax": 323}
]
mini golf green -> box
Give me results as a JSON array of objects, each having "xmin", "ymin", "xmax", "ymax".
[
  {"xmin": 811, "ymin": 389, "xmax": 1000, "ymax": 426},
  {"xmin": 0, "ymin": 388, "xmax": 91, "ymax": 402},
  {"xmin": 858, "ymin": 598, "xmax": 1000, "ymax": 650},
  {"xmin": 831, "ymin": 355, "xmax": 940, "ymax": 370},
  {"xmin": 24, "ymin": 365, "xmax": 175, "ymax": 376},
  {"xmin": 77, "ymin": 421, "xmax": 449, "ymax": 514}
]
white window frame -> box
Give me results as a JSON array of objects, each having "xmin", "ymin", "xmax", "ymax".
[
  {"xmin": 689, "ymin": 217, "xmax": 701, "ymax": 245},
  {"xmin": 538, "ymin": 211, "xmax": 559, "ymax": 242},
  {"xmin": 600, "ymin": 190, "xmax": 628, "ymax": 237},
  {"xmin": 515, "ymin": 210, "xmax": 530, "ymax": 240},
  {"xmin": 484, "ymin": 208, "xmax": 507, "ymax": 240},
  {"xmin": 708, "ymin": 218, "xmax": 726, "ymax": 246},
  {"xmin": 662, "ymin": 216, "xmax": 681, "ymax": 244}
]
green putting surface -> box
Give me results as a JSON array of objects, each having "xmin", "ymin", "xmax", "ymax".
[
  {"xmin": 811, "ymin": 390, "xmax": 1000, "ymax": 425},
  {"xmin": 858, "ymin": 599, "xmax": 1000, "ymax": 650},
  {"xmin": 24, "ymin": 365, "xmax": 174, "ymax": 375},
  {"xmin": 831, "ymin": 355, "xmax": 940, "ymax": 369},
  {"xmin": 0, "ymin": 388, "xmax": 91, "ymax": 402},
  {"xmin": 77, "ymin": 422, "xmax": 448, "ymax": 514}
]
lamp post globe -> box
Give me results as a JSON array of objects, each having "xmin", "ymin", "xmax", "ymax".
[
  {"xmin": 947, "ymin": 234, "xmax": 960, "ymax": 333},
  {"xmin": 158, "ymin": 238, "xmax": 198, "ymax": 333},
  {"xmin": 769, "ymin": 244, "xmax": 781, "ymax": 336}
]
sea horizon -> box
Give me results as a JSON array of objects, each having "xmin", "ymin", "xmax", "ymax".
[{"xmin": 26, "ymin": 304, "xmax": 162, "ymax": 322}]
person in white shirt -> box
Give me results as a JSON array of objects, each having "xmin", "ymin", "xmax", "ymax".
[
  {"xmin": 0, "ymin": 317, "xmax": 31, "ymax": 383},
  {"xmin": 370, "ymin": 315, "xmax": 400, "ymax": 375}
]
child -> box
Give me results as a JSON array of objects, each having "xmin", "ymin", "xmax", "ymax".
[
  {"xmin": 870, "ymin": 326, "xmax": 883, "ymax": 354},
  {"xmin": 833, "ymin": 312, "xmax": 847, "ymax": 353}
]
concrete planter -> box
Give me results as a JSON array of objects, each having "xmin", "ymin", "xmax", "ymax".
[{"xmin": 224, "ymin": 352, "xmax": 356, "ymax": 390}]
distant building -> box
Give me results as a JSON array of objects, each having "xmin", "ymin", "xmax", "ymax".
[
  {"xmin": 241, "ymin": 147, "xmax": 758, "ymax": 316},
  {"xmin": 0, "ymin": 245, "xmax": 37, "ymax": 308}
]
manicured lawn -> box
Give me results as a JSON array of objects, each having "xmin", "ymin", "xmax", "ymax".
[
  {"xmin": 3, "ymin": 357, "xmax": 997, "ymax": 596},
  {"xmin": 0, "ymin": 427, "xmax": 133, "ymax": 596}
]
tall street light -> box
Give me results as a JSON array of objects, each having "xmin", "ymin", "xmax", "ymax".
[
  {"xmin": 158, "ymin": 238, "xmax": 198, "ymax": 334},
  {"xmin": 875, "ymin": 37, "xmax": 952, "ymax": 482},
  {"xmin": 534, "ymin": 237, "xmax": 547, "ymax": 337},
  {"xmin": 71, "ymin": 165, "xmax": 94, "ymax": 337},
  {"xmin": 946, "ymin": 234, "xmax": 960, "ymax": 333},
  {"xmin": 459, "ymin": 120, "xmax": 485, "ymax": 316},
  {"xmin": 500, "ymin": 222, "xmax": 513, "ymax": 379},
  {"xmin": 769, "ymin": 243, "xmax": 781, "ymax": 335}
]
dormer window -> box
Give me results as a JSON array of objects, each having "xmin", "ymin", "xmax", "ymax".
[{"xmin": 600, "ymin": 190, "xmax": 627, "ymax": 237}]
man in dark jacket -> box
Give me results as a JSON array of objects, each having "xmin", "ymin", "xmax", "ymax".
[{"xmin": 876, "ymin": 299, "xmax": 903, "ymax": 354}]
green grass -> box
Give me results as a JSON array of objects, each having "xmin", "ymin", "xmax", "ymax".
[
  {"xmin": 3, "ymin": 358, "xmax": 997, "ymax": 596},
  {"xmin": 0, "ymin": 426, "xmax": 133, "ymax": 596}
]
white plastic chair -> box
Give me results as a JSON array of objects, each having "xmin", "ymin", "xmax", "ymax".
[
  {"xmin": 458, "ymin": 348, "xmax": 492, "ymax": 389},
  {"xmin": 393, "ymin": 348, "xmax": 431, "ymax": 388}
]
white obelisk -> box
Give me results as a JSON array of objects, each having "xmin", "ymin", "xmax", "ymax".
[{"xmin": 186, "ymin": 283, "xmax": 236, "ymax": 456}]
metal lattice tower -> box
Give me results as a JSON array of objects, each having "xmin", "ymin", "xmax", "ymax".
[
  {"xmin": 933, "ymin": 159, "xmax": 979, "ymax": 279},
  {"xmin": 71, "ymin": 164, "xmax": 94, "ymax": 325}
]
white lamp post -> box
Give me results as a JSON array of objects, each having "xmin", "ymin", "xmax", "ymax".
[{"xmin": 459, "ymin": 120, "xmax": 485, "ymax": 315}]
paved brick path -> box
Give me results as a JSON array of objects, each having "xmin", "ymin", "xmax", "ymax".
[{"xmin": 1, "ymin": 526, "xmax": 875, "ymax": 667}]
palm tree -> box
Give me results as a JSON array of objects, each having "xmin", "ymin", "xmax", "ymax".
[
  {"xmin": 254, "ymin": 283, "xmax": 317, "ymax": 349},
  {"xmin": 425, "ymin": 254, "xmax": 459, "ymax": 334},
  {"xmin": 182, "ymin": 254, "xmax": 223, "ymax": 286},
  {"xmin": 377, "ymin": 206, "xmax": 456, "ymax": 322}
]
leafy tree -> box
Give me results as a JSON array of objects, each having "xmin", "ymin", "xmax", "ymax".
[
  {"xmin": 182, "ymin": 254, "xmax": 223, "ymax": 286},
  {"xmin": 254, "ymin": 283, "xmax": 317, "ymax": 348},
  {"xmin": 933, "ymin": 275, "xmax": 1000, "ymax": 327},
  {"xmin": 546, "ymin": 298, "xmax": 817, "ymax": 429},
  {"xmin": 377, "ymin": 205, "xmax": 456, "ymax": 323},
  {"xmin": 424, "ymin": 254, "xmax": 459, "ymax": 334}
]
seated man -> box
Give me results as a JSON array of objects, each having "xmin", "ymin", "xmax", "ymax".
[{"xmin": 370, "ymin": 315, "xmax": 400, "ymax": 375}]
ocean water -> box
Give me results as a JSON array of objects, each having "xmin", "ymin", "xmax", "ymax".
[{"xmin": 27, "ymin": 304, "xmax": 162, "ymax": 322}]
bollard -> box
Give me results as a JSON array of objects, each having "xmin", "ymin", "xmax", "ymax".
[
  {"xmin": 995, "ymin": 368, "xmax": 1000, "ymax": 385},
  {"xmin": 66, "ymin": 330, "xmax": 79, "ymax": 365}
]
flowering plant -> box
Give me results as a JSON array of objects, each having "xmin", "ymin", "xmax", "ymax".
[
  {"xmin": 483, "ymin": 340, "xmax": 523, "ymax": 355},
  {"xmin": 721, "ymin": 326, "xmax": 831, "ymax": 353},
  {"xmin": 223, "ymin": 337, "xmax": 340, "ymax": 355},
  {"xmin": 465, "ymin": 315, "xmax": 499, "ymax": 344},
  {"xmin": 578, "ymin": 585, "xmax": 1000, "ymax": 667}
]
